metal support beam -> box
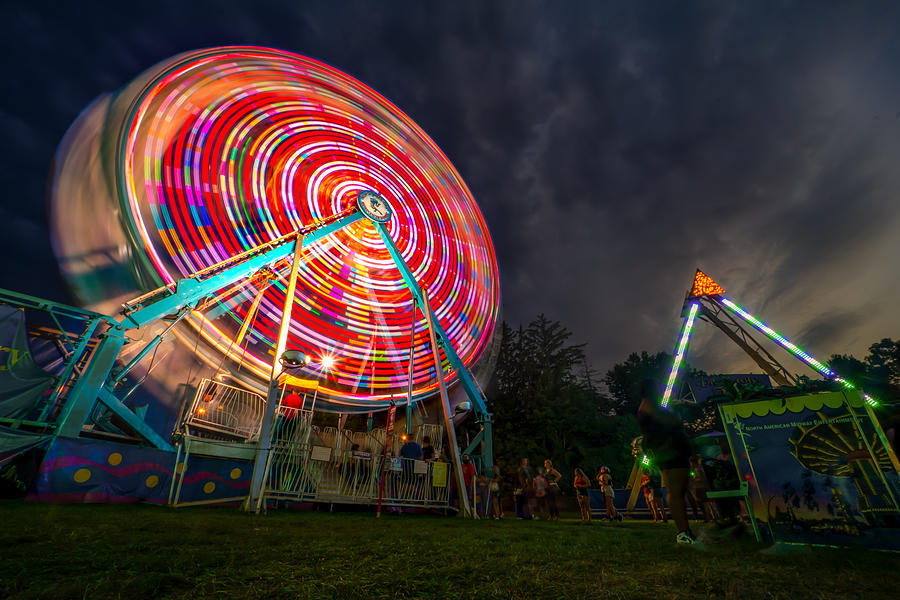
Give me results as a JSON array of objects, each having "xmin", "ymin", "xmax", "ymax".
[
  {"xmin": 462, "ymin": 428, "xmax": 484, "ymax": 457},
  {"xmin": 422, "ymin": 291, "xmax": 472, "ymax": 517},
  {"xmin": 373, "ymin": 221, "xmax": 493, "ymax": 470},
  {"xmin": 122, "ymin": 212, "xmax": 363, "ymax": 329},
  {"xmin": 95, "ymin": 387, "xmax": 174, "ymax": 451},
  {"xmin": 55, "ymin": 329, "xmax": 127, "ymax": 439},
  {"xmin": 248, "ymin": 235, "xmax": 305, "ymax": 512},
  {"xmin": 700, "ymin": 299, "xmax": 795, "ymax": 386},
  {"xmin": 112, "ymin": 308, "xmax": 189, "ymax": 384},
  {"xmin": 38, "ymin": 316, "xmax": 101, "ymax": 423}
]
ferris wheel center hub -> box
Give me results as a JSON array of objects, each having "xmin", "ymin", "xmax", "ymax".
[{"xmin": 357, "ymin": 190, "xmax": 393, "ymax": 223}]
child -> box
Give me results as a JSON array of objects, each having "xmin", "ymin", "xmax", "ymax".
[
  {"xmin": 597, "ymin": 466, "xmax": 622, "ymax": 521},
  {"xmin": 574, "ymin": 468, "xmax": 591, "ymax": 523},
  {"xmin": 534, "ymin": 467, "xmax": 548, "ymax": 520}
]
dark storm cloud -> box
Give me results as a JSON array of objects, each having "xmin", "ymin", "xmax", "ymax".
[{"xmin": 1, "ymin": 1, "xmax": 898, "ymax": 378}]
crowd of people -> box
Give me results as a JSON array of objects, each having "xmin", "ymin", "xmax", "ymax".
[
  {"xmin": 434, "ymin": 377, "xmax": 751, "ymax": 547},
  {"xmin": 448, "ymin": 455, "xmax": 628, "ymax": 523},
  {"xmin": 394, "ymin": 378, "xmax": 748, "ymax": 545}
]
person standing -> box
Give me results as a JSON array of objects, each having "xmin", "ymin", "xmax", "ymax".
[
  {"xmin": 490, "ymin": 465, "xmax": 503, "ymax": 519},
  {"xmin": 543, "ymin": 459, "xmax": 562, "ymax": 521},
  {"xmin": 574, "ymin": 468, "xmax": 592, "ymax": 523},
  {"xmin": 421, "ymin": 436, "xmax": 436, "ymax": 462},
  {"xmin": 640, "ymin": 471, "xmax": 666, "ymax": 523},
  {"xmin": 461, "ymin": 454, "xmax": 477, "ymax": 512},
  {"xmin": 476, "ymin": 471, "xmax": 489, "ymax": 517},
  {"xmin": 515, "ymin": 458, "xmax": 534, "ymax": 519},
  {"xmin": 596, "ymin": 466, "xmax": 621, "ymax": 521},
  {"xmin": 688, "ymin": 454, "xmax": 714, "ymax": 522},
  {"xmin": 534, "ymin": 467, "xmax": 549, "ymax": 520},
  {"xmin": 637, "ymin": 379, "xmax": 697, "ymax": 544},
  {"xmin": 399, "ymin": 436, "xmax": 423, "ymax": 461}
]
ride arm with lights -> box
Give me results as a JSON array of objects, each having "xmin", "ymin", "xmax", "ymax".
[
  {"xmin": 55, "ymin": 209, "xmax": 365, "ymax": 447},
  {"xmin": 371, "ymin": 220, "xmax": 492, "ymax": 425}
]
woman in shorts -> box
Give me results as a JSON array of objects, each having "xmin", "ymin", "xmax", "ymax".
[
  {"xmin": 596, "ymin": 466, "xmax": 621, "ymax": 521},
  {"xmin": 574, "ymin": 468, "xmax": 591, "ymax": 523}
]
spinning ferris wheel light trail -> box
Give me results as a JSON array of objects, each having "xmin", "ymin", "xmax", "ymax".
[
  {"xmin": 5, "ymin": 46, "xmax": 504, "ymax": 516},
  {"xmin": 51, "ymin": 45, "xmax": 500, "ymax": 414}
]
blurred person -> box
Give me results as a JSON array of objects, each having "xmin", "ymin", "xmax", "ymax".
[{"xmin": 637, "ymin": 379, "xmax": 697, "ymax": 544}]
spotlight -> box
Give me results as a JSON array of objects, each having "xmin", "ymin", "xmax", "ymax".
[
  {"xmin": 321, "ymin": 355, "xmax": 335, "ymax": 370},
  {"xmin": 280, "ymin": 350, "xmax": 310, "ymax": 368}
]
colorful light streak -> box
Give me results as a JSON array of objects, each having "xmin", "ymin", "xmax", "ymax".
[
  {"xmin": 720, "ymin": 298, "xmax": 877, "ymax": 406},
  {"xmin": 115, "ymin": 47, "xmax": 500, "ymax": 408},
  {"xmin": 661, "ymin": 302, "xmax": 700, "ymax": 408}
]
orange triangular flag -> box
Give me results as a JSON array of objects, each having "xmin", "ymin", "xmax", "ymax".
[{"xmin": 689, "ymin": 269, "xmax": 725, "ymax": 297}]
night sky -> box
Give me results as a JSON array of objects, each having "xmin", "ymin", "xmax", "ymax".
[{"xmin": 1, "ymin": 1, "xmax": 898, "ymax": 379}]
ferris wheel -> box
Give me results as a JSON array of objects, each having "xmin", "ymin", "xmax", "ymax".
[{"xmin": 51, "ymin": 46, "xmax": 501, "ymax": 413}]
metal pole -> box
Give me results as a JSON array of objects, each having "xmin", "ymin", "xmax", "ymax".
[
  {"xmin": 377, "ymin": 400, "xmax": 396, "ymax": 517},
  {"xmin": 842, "ymin": 390, "xmax": 900, "ymax": 514},
  {"xmin": 247, "ymin": 234, "xmax": 304, "ymax": 512},
  {"xmin": 406, "ymin": 301, "xmax": 416, "ymax": 435},
  {"xmin": 40, "ymin": 317, "xmax": 101, "ymax": 423},
  {"xmin": 422, "ymin": 291, "xmax": 471, "ymax": 518}
]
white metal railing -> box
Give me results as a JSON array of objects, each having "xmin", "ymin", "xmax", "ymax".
[
  {"xmin": 266, "ymin": 437, "xmax": 451, "ymax": 508},
  {"xmin": 184, "ymin": 378, "xmax": 267, "ymax": 440}
]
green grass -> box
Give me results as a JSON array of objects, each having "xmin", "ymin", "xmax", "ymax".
[{"xmin": 0, "ymin": 501, "xmax": 897, "ymax": 600}]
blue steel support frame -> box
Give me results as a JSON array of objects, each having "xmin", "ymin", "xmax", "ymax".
[
  {"xmin": 373, "ymin": 221, "xmax": 494, "ymax": 471},
  {"xmin": 49, "ymin": 202, "xmax": 492, "ymax": 470},
  {"xmin": 54, "ymin": 212, "xmax": 364, "ymax": 449}
]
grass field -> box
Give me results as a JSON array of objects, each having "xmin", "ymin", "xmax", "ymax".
[{"xmin": 1, "ymin": 500, "xmax": 897, "ymax": 600}]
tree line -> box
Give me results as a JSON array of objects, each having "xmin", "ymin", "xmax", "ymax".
[{"xmin": 477, "ymin": 313, "xmax": 900, "ymax": 491}]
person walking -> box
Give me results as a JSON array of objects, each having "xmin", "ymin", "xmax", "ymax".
[
  {"xmin": 637, "ymin": 379, "xmax": 697, "ymax": 544},
  {"xmin": 574, "ymin": 468, "xmax": 592, "ymax": 523},
  {"xmin": 543, "ymin": 459, "xmax": 561, "ymax": 521}
]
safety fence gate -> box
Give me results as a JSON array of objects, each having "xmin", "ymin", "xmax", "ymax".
[
  {"xmin": 265, "ymin": 407, "xmax": 451, "ymax": 509},
  {"xmin": 171, "ymin": 382, "xmax": 450, "ymax": 510}
]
